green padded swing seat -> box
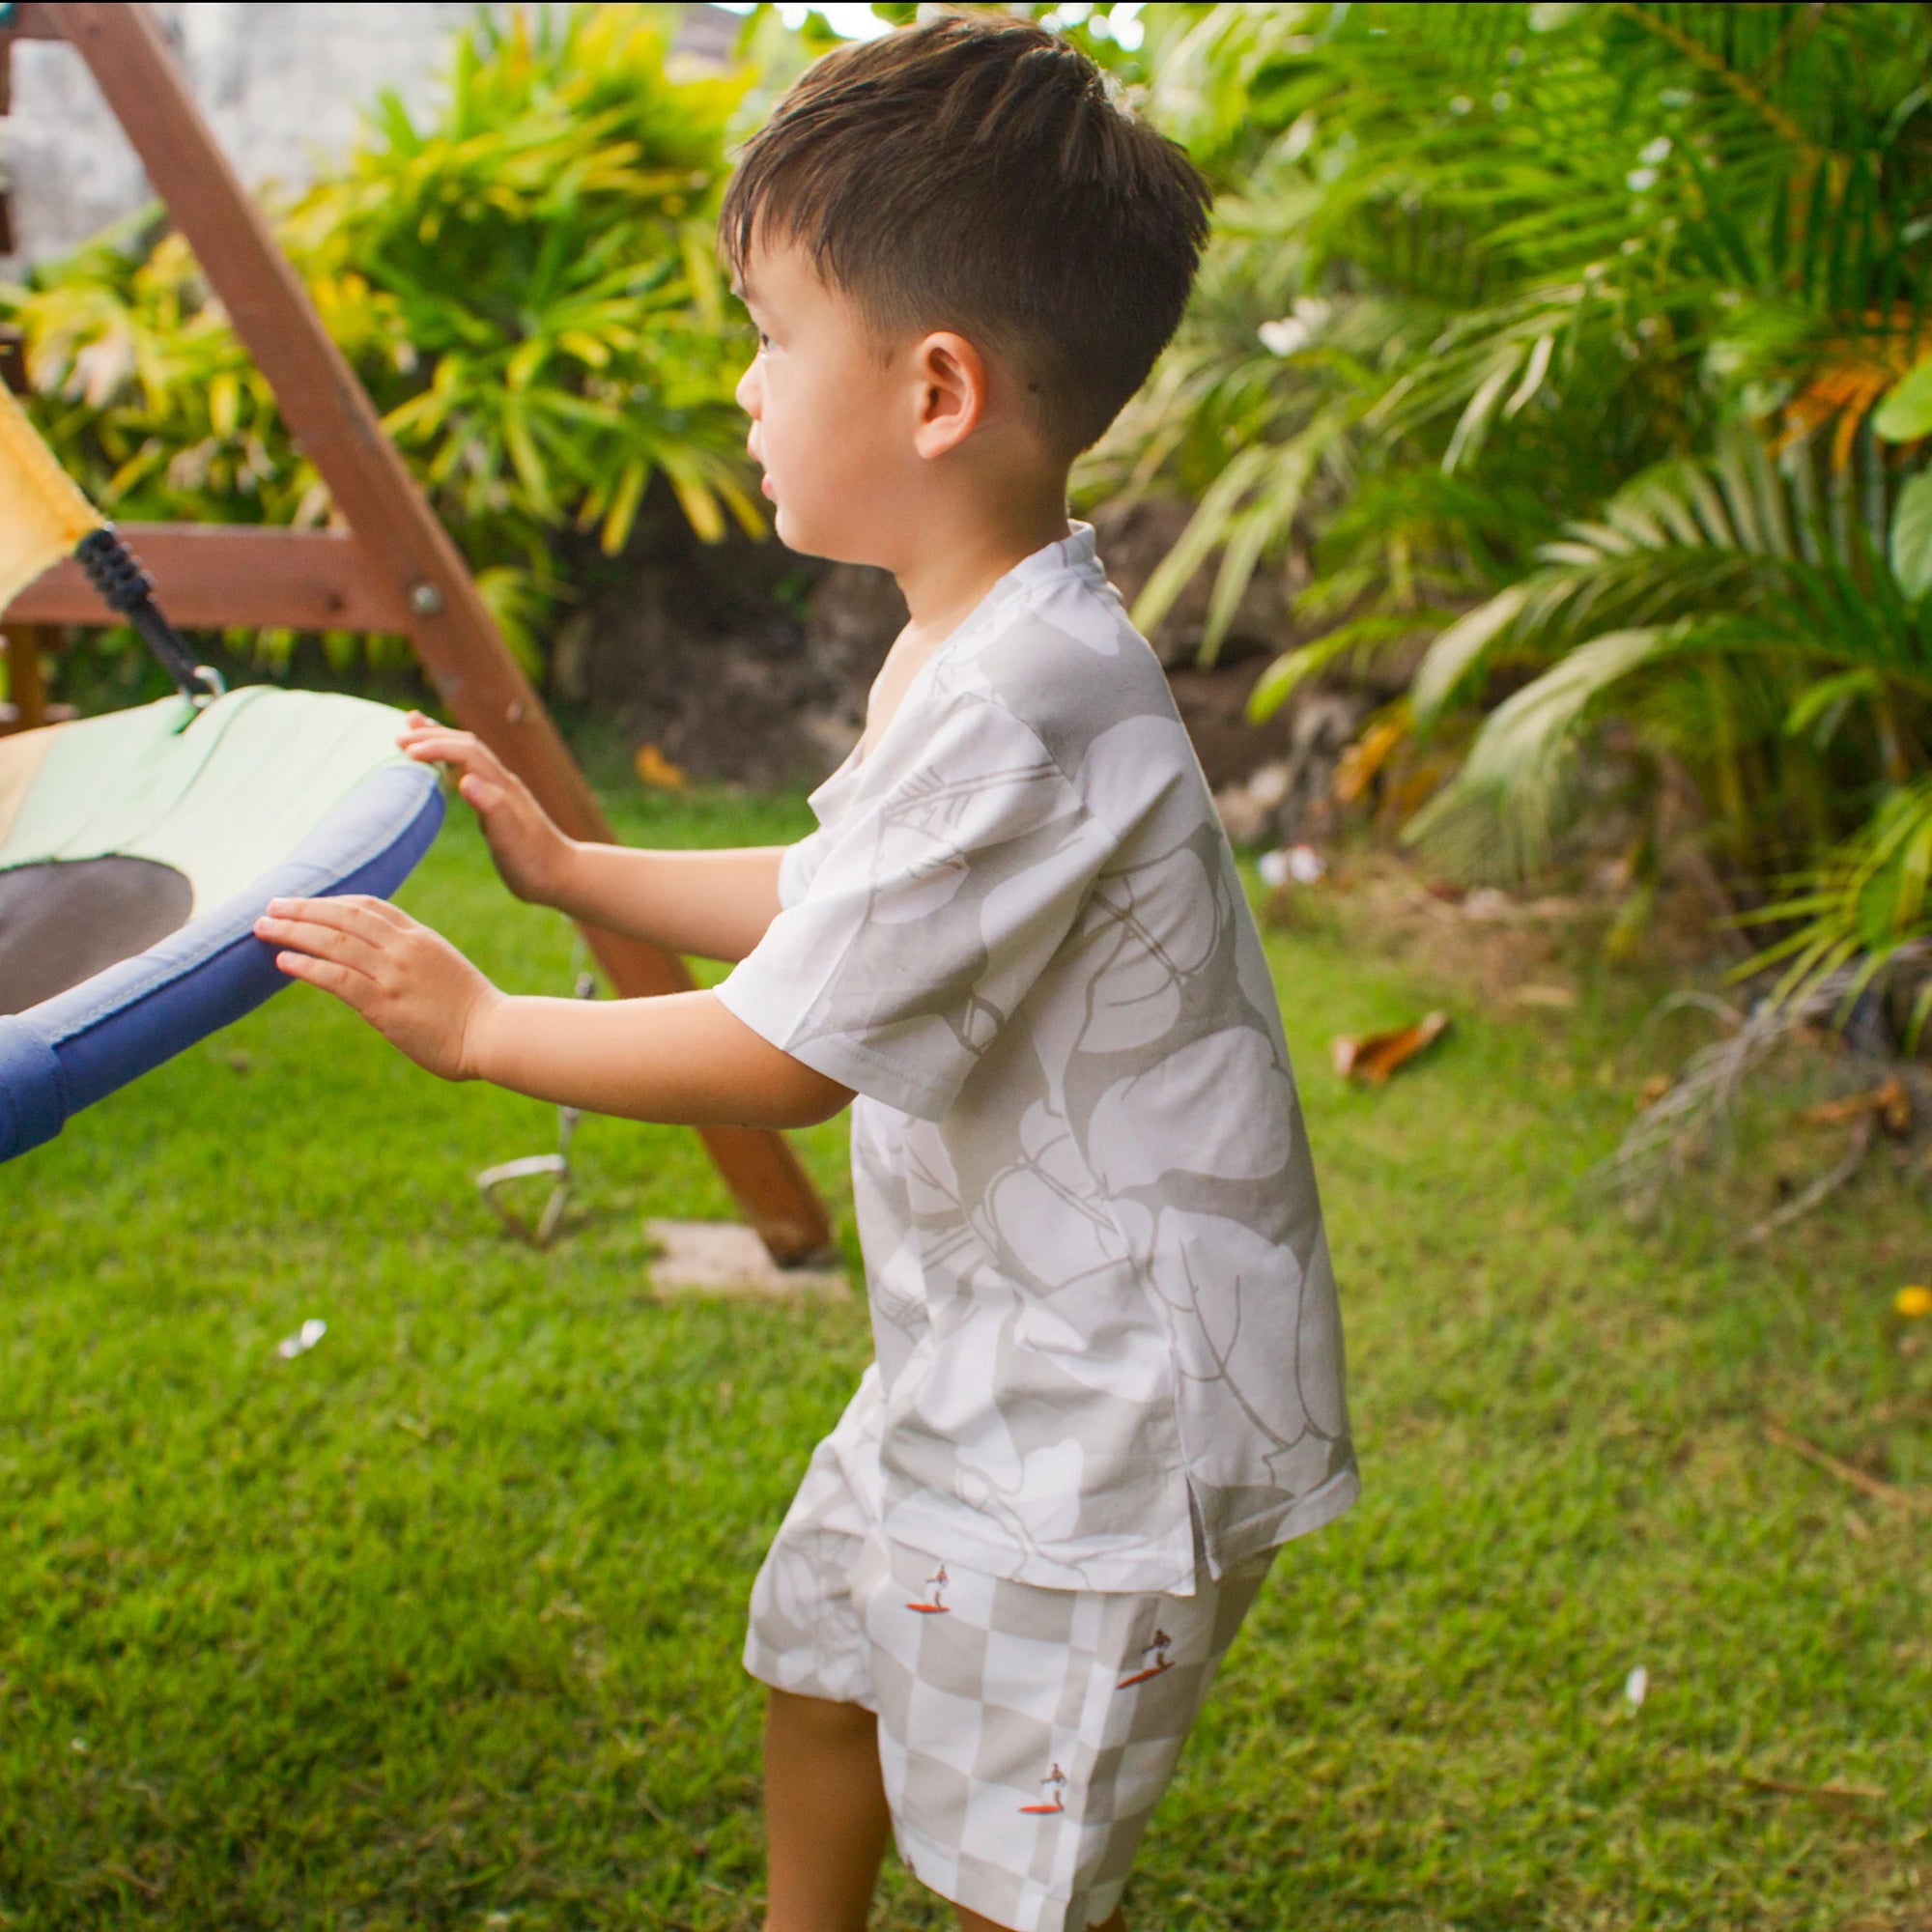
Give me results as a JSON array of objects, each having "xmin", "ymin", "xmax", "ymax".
[{"xmin": 0, "ymin": 686, "xmax": 443, "ymax": 1160}]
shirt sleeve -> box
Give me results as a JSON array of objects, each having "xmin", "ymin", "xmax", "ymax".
[
  {"xmin": 776, "ymin": 825, "xmax": 832, "ymax": 909},
  {"xmin": 717, "ymin": 694, "xmax": 1116, "ymax": 1121}
]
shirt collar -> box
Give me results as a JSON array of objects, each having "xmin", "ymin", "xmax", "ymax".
[
  {"xmin": 962, "ymin": 522, "xmax": 1105, "ymax": 639},
  {"xmin": 837, "ymin": 522, "xmax": 1106, "ymax": 785},
  {"xmin": 1002, "ymin": 520, "xmax": 1102, "ymax": 593}
]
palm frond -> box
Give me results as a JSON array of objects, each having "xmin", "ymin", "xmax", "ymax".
[{"xmin": 1743, "ymin": 777, "xmax": 1932, "ymax": 1032}]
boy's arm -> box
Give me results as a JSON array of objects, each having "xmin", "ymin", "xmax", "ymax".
[
  {"xmin": 398, "ymin": 716, "xmax": 784, "ymax": 962},
  {"xmin": 548, "ymin": 841, "xmax": 787, "ymax": 966},
  {"xmin": 254, "ymin": 895, "xmax": 851, "ymax": 1129}
]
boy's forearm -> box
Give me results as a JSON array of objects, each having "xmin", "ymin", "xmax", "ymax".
[
  {"xmin": 544, "ymin": 844, "xmax": 787, "ymax": 962},
  {"xmin": 467, "ymin": 985, "xmax": 850, "ymax": 1129}
]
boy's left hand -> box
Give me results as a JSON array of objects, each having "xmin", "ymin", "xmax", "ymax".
[{"xmin": 254, "ymin": 895, "xmax": 500, "ymax": 1082}]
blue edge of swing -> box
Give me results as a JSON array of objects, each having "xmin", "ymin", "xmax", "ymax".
[{"xmin": 0, "ymin": 764, "xmax": 445, "ymax": 1164}]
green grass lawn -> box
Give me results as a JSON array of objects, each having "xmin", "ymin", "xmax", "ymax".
[{"xmin": 3, "ymin": 786, "xmax": 1927, "ymax": 1932}]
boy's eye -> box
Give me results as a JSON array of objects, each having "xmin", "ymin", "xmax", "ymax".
[{"xmin": 757, "ymin": 330, "xmax": 773, "ymax": 350}]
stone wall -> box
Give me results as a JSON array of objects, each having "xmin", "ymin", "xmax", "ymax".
[{"xmin": 0, "ymin": 2, "xmax": 735, "ymax": 270}]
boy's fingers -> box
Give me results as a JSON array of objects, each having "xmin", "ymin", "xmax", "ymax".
[
  {"xmin": 401, "ymin": 733, "xmax": 512, "ymax": 782},
  {"xmin": 399, "ymin": 733, "xmax": 477, "ymax": 762},
  {"xmin": 397, "ymin": 724, "xmax": 482, "ymax": 752},
  {"xmin": 457, "ymin": 773, "xmax": 505, "ymax": 811},
  {"xmin": 345, "ymin": 895, "xmax": 415, "ymax": 935},
  {"xmin": 256, "ymin": 896, "xmax": 410, "ymax": 963},
  {"xmin": 256, "ymin": 913, "xmax": 382, "ymax": 972},
  {"xmin": 265, "ymin": 893, "xmax": 404, "ymax": 930},
  {"xmin": 313, "ymin": 893, "xmax": 410, "ymax": 930},
  {"xmin": 273, "ymin": 950, "xmax": 374, "ymax": 1008},
  {"xmin": 261, "ymin": 895, "xmax": 359, "ymax": 932}
]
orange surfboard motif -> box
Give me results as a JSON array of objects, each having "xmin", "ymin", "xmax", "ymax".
[
  {"xmin": 1020, "ymin": 1762, "xmax": 1068, "ymax": 1815},
  {"xmin": 906, "ymin": 1560, "xmax": 951, "ymax": 1615},
  {"xmin": 1116, "ymin": 1627, "xmax": 1175, "ymax": 1689}
]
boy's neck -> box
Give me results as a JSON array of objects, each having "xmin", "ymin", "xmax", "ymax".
[{"xmin": 889, "ymin": 479, "xmax": 1073, "ymax": 646}]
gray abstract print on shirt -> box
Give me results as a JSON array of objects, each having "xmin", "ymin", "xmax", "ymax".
[{"xmin": 719, "ymin": 523, "xmax": 1357, "ymax": 1594}]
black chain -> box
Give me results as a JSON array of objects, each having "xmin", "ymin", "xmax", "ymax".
[{"xmin": 74, "ymin": 526, "xmax": 209, "ymax": 701}]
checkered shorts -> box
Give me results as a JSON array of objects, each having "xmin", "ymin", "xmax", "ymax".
[{"xmin": 744, "ymin": 1369, "xmax": 1273, "ymax": 1932}]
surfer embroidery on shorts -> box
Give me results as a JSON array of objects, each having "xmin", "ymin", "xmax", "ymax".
[
  {"xmin": 906, "ymin": 1561, "xmax": 950, "ymax": 1615},
  {"xmin": 1020, "ymin": 1763, "xmax": 1068, "ymax": 1815},
  {"xmin": 1117, "ymin": 1628, "xmax": 1175, "ymax": 1689}
]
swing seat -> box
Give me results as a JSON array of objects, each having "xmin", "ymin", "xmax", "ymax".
[{"xmin": 0, "ymin": 686, "xmax": 442, "ymax": 1162}]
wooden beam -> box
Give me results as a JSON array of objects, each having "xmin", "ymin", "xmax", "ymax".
[
  {"xmin": 5, "ymin": 526, "xmax": 412, "ymax": 631},
  {"xmin": 1, "ymin": 623, "xmax": 50, "ymax": 732},
  {"xmin": 38, "ymin": 2, "xmax": 832, "ymax": 1263}
]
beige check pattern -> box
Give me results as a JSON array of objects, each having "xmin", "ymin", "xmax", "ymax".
[{"xmin": 745, "ymin": 1371, "xmax": 1272, "ymax": 1932}]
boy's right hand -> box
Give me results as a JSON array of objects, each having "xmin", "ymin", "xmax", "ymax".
[{"xmin": 398, "ymin": 711, "xmax": 577, "ymax": 907}]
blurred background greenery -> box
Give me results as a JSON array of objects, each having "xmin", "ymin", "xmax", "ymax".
[
  {"xmin": 2, "ymin": 14, "xmax": 1928, "ymax": 1926},
  {"xmin": 3, "ymin": 0, "xmax": 1930, "ymax": 1039}
]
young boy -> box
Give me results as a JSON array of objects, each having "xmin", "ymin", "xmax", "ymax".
[{"xmin": 256, "ymin": 16, "xmax": 1356, "ymax": 1931}]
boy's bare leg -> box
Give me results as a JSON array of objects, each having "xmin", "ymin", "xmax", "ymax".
[{"xmin": 763, "ymin": 1688, "xmax": 894, "ymax": 1932}]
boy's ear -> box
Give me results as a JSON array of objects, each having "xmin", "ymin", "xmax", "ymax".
[{"xmin": 910, "ymin": 330, "xmax": 987, "ymax": 460}]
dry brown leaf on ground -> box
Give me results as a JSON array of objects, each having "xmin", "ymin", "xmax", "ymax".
[
  {"xmin": 634, "ymin": 742, "xmax": 688, "ymax": 789},
  {"xmin": 1333, "ymin": 718, "xmax": 1408, "ymax": 805},
  {"xmin": 1804, "ymin": 1077, "xmax": 1912, "ymax": 1138},
  {"xmin": 1332, "ymin": 1011, "xmax": 1451, "ymax": 1084}
]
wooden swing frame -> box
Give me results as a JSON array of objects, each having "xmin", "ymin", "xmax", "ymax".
[{"xmin": 0, "ymin": 1, "xmax": 833, "ymax": 1263}]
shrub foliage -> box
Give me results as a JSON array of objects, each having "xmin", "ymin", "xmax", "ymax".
[
  {"xmin": 1085, "ymin": 1, "xmax": 1932, "ymax": 1011},
  {"xmin": 2, "ymin": 5, "xmax": 756, "ymax": 673}
]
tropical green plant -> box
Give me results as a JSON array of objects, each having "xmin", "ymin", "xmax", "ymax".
[
  {"xmin": 2, "ymin": 4, "xmax": 759, "ymax": 674},
  {"xmin": 1749, "ymin": 780, "xmax": 1932, "ymax": 1037},
  {"xmin": 1406, "ymin": 434, "xmax": 1932, "ymax": 875},
  {"xmin": 1095, "ymin": 1, "xmax": 1932, "ymax": 1019}
]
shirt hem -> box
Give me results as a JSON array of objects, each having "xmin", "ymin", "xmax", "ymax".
[
  {"xmin": 1206, "ymin": 1458, "xmax": 1362, "ymax": 1577},
  {"xmin": 875, "ymin": 1454, "xmax": 1361, "ymax": 1598},
  {"xmin": 881, "ymin": 1492, "xmax": 1199, "ymax": 1597}
]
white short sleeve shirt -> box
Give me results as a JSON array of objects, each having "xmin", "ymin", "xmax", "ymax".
[{"xmin": 718, "ymin": 525, "xmax": 1357, "ymax": 1593}]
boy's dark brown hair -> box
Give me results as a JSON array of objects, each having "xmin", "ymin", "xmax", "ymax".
[{"xmin": 720, "ymin": 13, "xmax": 1211, "ymax": 456}]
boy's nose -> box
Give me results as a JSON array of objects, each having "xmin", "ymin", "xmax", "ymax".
[{"xmin": 735, "ymin": 359, "xmax": 762, "ymax": 418}]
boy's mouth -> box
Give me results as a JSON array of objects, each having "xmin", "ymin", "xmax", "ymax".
[{"xmin": 760, "ymin": 474, "xmax": 776, "ymax": 499}]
